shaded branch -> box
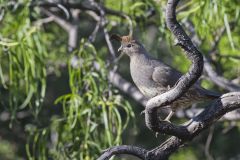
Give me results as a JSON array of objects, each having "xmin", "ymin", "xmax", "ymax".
[
  {"xmin": 147, "ymin": 92, "xmax": 240, "ymax": 159},
  {"xmin": 41, "ymin": 8, "xmax": 78, "ymax": 51},
  {"xmin": 204, "ymin": 57, "xmax": 240, "ymax": 91},
  {"xmin": 217, "ymin": 54, "xmax": 240, "ymax": 60},
  {"xmin": 98, "ymin": 92, "xmax": 240, "ymax": 159},
  {"xmin": 204, "ymin": 125, "xmax": 214, "ymax": 160},
  {"xmin": 182, "ymin": 20, "xmax": 240, "ymax": 91},
  {"xmin": 108, "ymin": 70, "xmax": 147, "ymax": 106},
  {"xmin": 5, "ymin": 1, "xmax": 127, "ymax": 18}
]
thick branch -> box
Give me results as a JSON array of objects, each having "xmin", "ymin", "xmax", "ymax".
[
  {"xmin": 97, "ymin": 145, "xmax": 148, "ymax": 160},
  {"xmin": 148, "ymin": 92, "xmax": 240, "ymax": 159},
  {"xmin": 145, "ymin": 0, "xmax": 204, "ymax": 135},
  {"xmin": 98, "ymin": 92, "xmax": 240, "ymax": 159}
]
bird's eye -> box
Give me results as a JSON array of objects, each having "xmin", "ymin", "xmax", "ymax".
[{"xmin": 127, "ymin": 44, "xmax": 132, "ymax": 48}]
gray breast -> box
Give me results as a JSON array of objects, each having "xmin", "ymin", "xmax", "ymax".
[{"xmin": 130, "ymin": 55, "xmax": 165, "ymax": 98}]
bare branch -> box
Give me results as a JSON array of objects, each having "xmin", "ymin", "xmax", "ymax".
[
  {"xmin": 98, "ymin": 91, "xmax": 240, "ymax": 159},
  {"xmin": 205, "ymin": 125, "xmax": 214, "ymax": 160},
  {"xmin": 182, "ymin": 19, "xmax": 240, "ymax": 91},
  {"xmin": 41, "ymin": 8, "xmax": 73, "ymax": 32},
  {"xmin": 28, "ymin": 1, "xmax": 128, "ymax": 18},
  {"xmin": 204, "ymin": 57, "xmax": 240, "ymax": 91},
  {"xmin": 216, "ymin": 54, "xmax": 240, "ymax": 60},
  {"xmin": 41, "ymin": 8, "xmax": 78, "ymax": 51},
  {"xmin": 108, "ymin": 70, "xmax": 147, "ymax": 106}
]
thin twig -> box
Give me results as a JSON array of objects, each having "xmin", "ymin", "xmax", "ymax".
[{"xmin": 205, "ymin": 125, "xmax": 215, "ymax": 160}]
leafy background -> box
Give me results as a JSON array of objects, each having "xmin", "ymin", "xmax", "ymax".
[{"xmin": 0, "ymin": 0, "xmax": 239, "ymax": 159}]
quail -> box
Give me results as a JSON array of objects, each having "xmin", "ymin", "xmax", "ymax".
[{"xmin": 111, "ymin": 34, "xmax": 220, "ymax": 121}]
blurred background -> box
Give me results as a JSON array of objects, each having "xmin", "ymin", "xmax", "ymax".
[{"xmin": 0, "ymin": 0, "xmax": 240, "ymax": 159}]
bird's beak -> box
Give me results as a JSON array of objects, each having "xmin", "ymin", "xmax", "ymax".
[
  {"xmin": 117, "ymin": 45, "xmax": 123, "ymax": 52},
  {"xmin": 110, "ymin": 34, "xmax": 124, "ymax": 61},
  {"xmin": 116, "ymin": 45, "xmax": 124, "ymax": 61}
]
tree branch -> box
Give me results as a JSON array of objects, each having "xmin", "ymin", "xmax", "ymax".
[
  {"xmin": 98, "ymin": 92, "xmax": 240, "ymax": 159},
  {"xmin": 108, "ymin": 70, "xmax": 147, "ymax": 106},
  {"xmin": 145, "ymin": 0, "xmax": 204, "ymax": 135},
  {"xmin": 204, "ymin": 57, "xmax": 240, "ymax": 91},
  {"xmin": 41, "ymin": 8, "xmax": 78, "ymax": 52},
  {"xmin": 98, "ymin": 0, "xmax": 240, "ymax": 159},
  {"xmin": 97, "ymin": 145, "xmax": 148, "ymax": 160},
  {"xmin": 182, "ymin": 20, "xmax": 240, "ymax": 91}
]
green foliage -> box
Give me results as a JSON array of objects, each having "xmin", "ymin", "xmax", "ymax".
[
  {"xmin": 170, "ymin": 147, "xmax": 198, "ymax": 160},
  {"xmin": 0, "ymin": 0, "xmax": 240, "ymax": 159},
  {"xmin": 0, "ymin": 138, "xmax": 23, "ymax": 160},
  {"xmin": 0, "ymin": 2, "xmax": 47, "ymax": 121},
  {"xmin": 25, "ymin": 40, "xmax": 134, "ymax": 159}
]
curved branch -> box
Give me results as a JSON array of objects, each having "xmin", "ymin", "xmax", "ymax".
[
  {"xmin": 98, "ymin": 92, "xmax": 240, "ymax": 159},
  {"xmin": 145, "ymin": 0, "xmax": 204, "ymax": 135},
  {"xmin": 147, "ymin": 92, "xmax": 240, "ymax": 159},
  {"xmin": 97, "ymin": 145, "xmax": 148, "ymax": 160}
]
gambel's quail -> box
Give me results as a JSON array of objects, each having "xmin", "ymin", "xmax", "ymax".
[{"xmin": 111, "ymin": 34, "xmax": 220, "ymax": 121}]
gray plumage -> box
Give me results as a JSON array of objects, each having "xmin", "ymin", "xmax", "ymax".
[{"xmin": 111, "ymin": 35, "xmax": 220, "ymax": 120}]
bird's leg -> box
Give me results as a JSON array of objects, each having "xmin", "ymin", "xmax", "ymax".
[
  {"xmin": 155, "ymin": 132, "xmax": 160, "ymax": 138},
  {"xmin": 164, "ymin": 110, "xmax": 175, "ymax": 122}
]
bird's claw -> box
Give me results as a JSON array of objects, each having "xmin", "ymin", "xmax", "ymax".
[
  {"xmin": 155, "ymin": 132, "xmax": 160, "ymax": 138},
  {"xmin": 167, "ymin": 85, "xmax": 171, "ymax": 90},
  {"xmin": 174, "ymin": 39, "xmax": 180, "ymax": 46},
  {"xmin": 162, "ymin": 119, "xmax": 171, "ymax": 123},
  {"xmin": 140, "ymin": 110, "xmax": 145, "ymax": 115}
]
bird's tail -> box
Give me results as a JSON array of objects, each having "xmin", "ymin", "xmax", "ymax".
[{"xmin": 200, "ymin": 88, "xmax": 221, "ymax": 100}]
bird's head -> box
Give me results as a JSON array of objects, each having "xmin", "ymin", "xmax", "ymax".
[{"xmin": 110, "ymin": 34, "xmax": 144, "ymax": 57}]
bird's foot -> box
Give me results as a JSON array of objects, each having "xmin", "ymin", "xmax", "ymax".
[
  {"xmin": 167, "ymin": 85, "xmax": 171, "ymax": 90},
  {"xmin": 163, "ymin": 111, "xmax": 175, "ymax": 123},
  {"xmin": 155, "ymin": 132, "xmax": 160, "ymax": 138},
  {"xmin": 174, "ymin": 39, "xmax": 180, "ymax": 46},
  {"xmin": 140, "ymin": 110, "xmax": 145, "ymax": 115},
  {"xmin": 161, "ymin": 118, "xmax": 171, "ymax": 123}
]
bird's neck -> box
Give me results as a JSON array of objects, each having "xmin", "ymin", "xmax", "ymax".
[{"xmin": 130, "ymin": 51, "xmax": 150, "ymax": 65}]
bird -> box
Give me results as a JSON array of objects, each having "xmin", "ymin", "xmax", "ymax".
[{"xmin": 111, "ymin": 34, "xmax": 220, "ymax": 122}]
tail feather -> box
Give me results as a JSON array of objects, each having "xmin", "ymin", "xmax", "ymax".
[{"xmin": 199, "ymin": 87, "xmax": 221, "ymax": 99}]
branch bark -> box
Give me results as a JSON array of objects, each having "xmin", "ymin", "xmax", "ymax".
[
  {"xmin": 98, "ymin": 92, "xmax": 240, "ymax": 160},
  {"xmin": 98, "ymin": 0, "xmax": 240, "ymax": 159},
  {"xmin": 145, "ymin": 0, "xmax": 204, "ymax": 135}
]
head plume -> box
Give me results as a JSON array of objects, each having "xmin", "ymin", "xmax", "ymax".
[{"xmin": 110, "ymin": 34, "xmax": 134, "ymax": 43}]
